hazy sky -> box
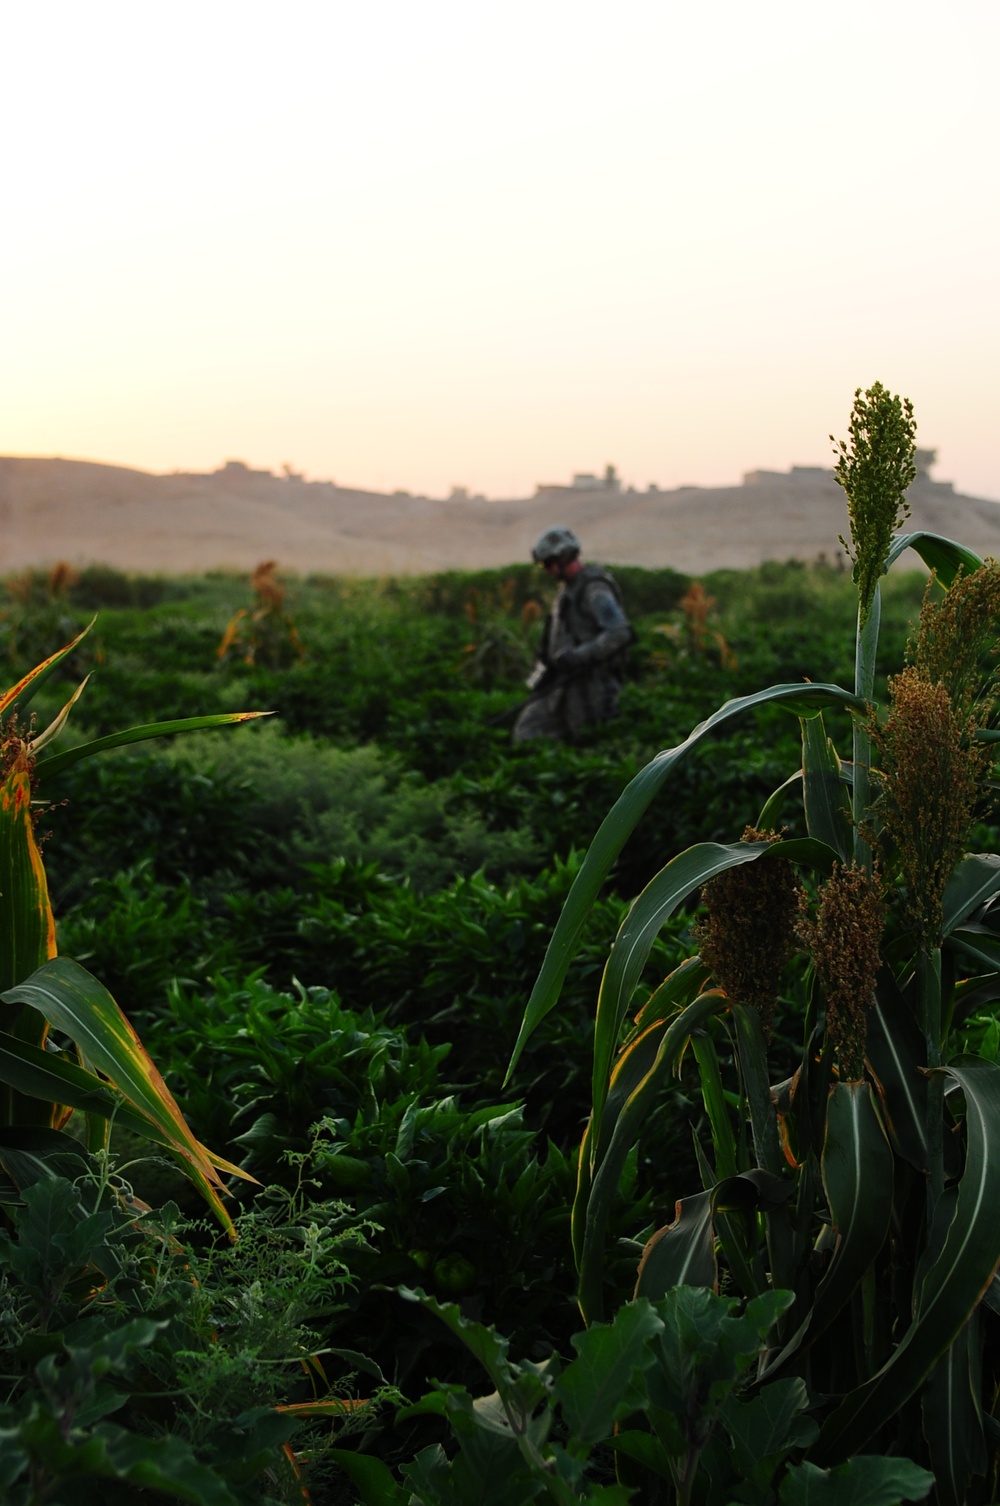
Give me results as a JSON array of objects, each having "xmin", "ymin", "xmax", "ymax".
[{"xmin": 3, "ymin": 1, "xmax": 997, "ymax": 500}]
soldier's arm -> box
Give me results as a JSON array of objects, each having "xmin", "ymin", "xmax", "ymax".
[{"xmin": 559, "ymin": 585, "xmax": 632, "ymax": 668}]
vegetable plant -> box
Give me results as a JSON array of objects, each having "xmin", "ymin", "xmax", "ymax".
[{"xmin": 509, "ymin": 384, "xmax": 1000, "ymax": 1502}]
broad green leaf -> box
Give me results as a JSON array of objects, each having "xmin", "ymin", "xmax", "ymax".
[
  {"xmin": 941, "ymin": 854, "xmax": 1000, "ymax": 939},
  {"xmin": 921, "ymin": 1318, "xmax": 986, "ymax": 1506},
  {"xmin": 802, "ymin": 713, "xmax": 853, "ymax": 863},
  {"xmin": 646, "ymin": 1286, "xmax": 792, "ymax": 1431},
  {"xmin": 326, "ymin": 1439, "xmax": 409, "ymax": 1499},
  {"xmin": 722, "ymin": 1377, "xmax": 818, "ymax": 1489},
  {"xmin": 33, "ymin": 710, "xmax": 273, "ymax": 780},
  {"xmin": 885, "ymin": 530, "xmax": 983, "ymax": 585},
  {"xmin": 780, "ymin": 1456, "xmax": 934, "ymax": 1504},
  {"xmin": 555, "ymin": 1299, "xmax": 663, "ymax": 1446},
  {"xmin": 0, "ymin": 620, "xmax": 95, "ymax": 719},
  {"xmin": 397, "ymin": 1287, "xmax": 525, "ymax": 1399},
  {"xmin": 814, "ymin": 1058, "xmax": 1000, "ymax": 1463},
  {"xmin": 506, "ymin": 682, "xmax": 867, "ymax": 1081},
  {"xmin": 1, "ymin": 958, "xmax": 238, "ymax": 1232}
]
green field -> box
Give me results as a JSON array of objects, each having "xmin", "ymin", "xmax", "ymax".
[{"xmin": 2, "ymin": 528, "xmax": 998, "ymax": 1505}]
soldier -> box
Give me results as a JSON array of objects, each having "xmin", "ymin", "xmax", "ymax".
[{"xmin": 513, "ymin": 526, "xmax": 634, "ymax": 743}]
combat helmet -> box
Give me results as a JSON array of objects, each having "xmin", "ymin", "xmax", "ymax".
[{"xmin": 531, "ymin": 525, "xmax": 581, "ymax": 565}]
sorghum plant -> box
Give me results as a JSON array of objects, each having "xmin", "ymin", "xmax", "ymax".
[{"xmin": 509, "ymin": 387, "xmax": 1000, "ymax": 1504}]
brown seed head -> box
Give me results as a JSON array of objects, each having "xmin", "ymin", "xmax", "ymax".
[
  {"xmin": 695, "ymin": 827, "xmax": 801, "ymax": 1035},
  {"xmin": 799, "ymin": 863, "xmax": 884, "ymax": 1081}
]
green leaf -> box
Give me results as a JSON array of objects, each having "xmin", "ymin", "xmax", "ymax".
[
  {"xmin": 866, "ymin": 981, "xmax": 929, "ymax": 1171},
  {"xmin": 645, "ymin": 1286, "xmax": 792, "ymax": 1439},
  {"xmin": 634, "ymin": 1190, "xmax": 717, "ymax": 1299},
  {"xmin": 813, "ymin": 1058, "xmax": 1000, "ymax": 1463},
  {"xmin": 506, "ymin": 682, "xmax": 867, "ymax": 1081},
  {"xmin": 635, "ymin": 1178, "xmax": 792, "ymax": 1306},
  {"xmin": 921, "ymin": 1318, "xmax": 986, "ymax": 1506},
  {"xmin": 576, "ymin": 990, "xmax": 727, "ymax": 1322},
  {"xmin": 813, "ymin": 1082, "xmax": 893, "ymax": 1341},
  {"xmin": 779, "ymin": 1456, "xmax": 934, "ymax": 1504},
  {"xmin": 591, "ymin": 837, "xmax": 836, "ymax": 1148},
  {"xmin": 941, "ymin": 854, "xmax": 1000, "ymax": 938},
  {"xmin": 328, "ymin": 1448, "xmax": 408, "ymax": 1506},
  {"xmin": 802, "ymin": 713, "xmax": 853, "ymax": 863},
  {"xmin": 33, "ymin": 710, "xmax": 273, "ymax": 781},
  {"xmin": 0, "ymin": 756, "xmax": 56, "ymax": 1000},
  {"xmin": 0, "ymin": 1126, "xmax": 89, "ymax": 1190},
  {"xmin": 1, "ymin": 958, "xmax": 238, "ymax": 1232},
  {"xmin": 722, "ymin": 1378, "xmax": 818, "ymax": 1491},
  {"xmin": 885, "ymin": 530, "xmax": 983, "ymax": 586},
  {"xmin": 555, "ymin": 1300, "xmax": 663, "ymax": 1446}
]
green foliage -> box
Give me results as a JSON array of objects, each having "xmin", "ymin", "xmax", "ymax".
[
  {"xmin": 384, "ymin": 1288, "xmax": 932, "ymax": 1506},
  {"xmin": 0, "ymin": 1157, "xmax": 389, "ymax": 1504}
]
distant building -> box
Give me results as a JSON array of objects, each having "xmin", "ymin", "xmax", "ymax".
[{"xmin": 214, "ymin": 459, "xmax": 274, "ymax": 480}]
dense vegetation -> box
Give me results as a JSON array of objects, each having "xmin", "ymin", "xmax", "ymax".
[{"xmin": 2, "ymin": 429, "xmax": 999, "ymax": 1506}]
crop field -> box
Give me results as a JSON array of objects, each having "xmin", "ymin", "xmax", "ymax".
[{"xmin": 4, "ymin": 432, "xmax": 1000, "ymax": 1506}]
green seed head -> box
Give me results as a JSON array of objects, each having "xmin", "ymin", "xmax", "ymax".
[{"xmin": 832, "ymin": 383, "xmax": 916, "ymax": 624}]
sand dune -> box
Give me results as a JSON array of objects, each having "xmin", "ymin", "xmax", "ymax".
[{"xmin": 1, "ymin": 455, "xmax": 998, "ymax": 578}]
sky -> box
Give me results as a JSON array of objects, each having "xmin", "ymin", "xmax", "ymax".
[{"xmin": 3, "ymin": 0, "xmax": 998, "ymax": 501}]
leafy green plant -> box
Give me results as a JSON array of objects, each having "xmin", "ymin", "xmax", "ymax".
[
  {"xmin": 367, "ymin": 1287, "xmax": 933, "ymax": 1506},
  {"xmin": 509, "ymin": 385, "xmax": 1000, "ymax": 1500},
  {"xmin": 0, "ymin": 1151, "xmax": 390, "ymax": 1504}
]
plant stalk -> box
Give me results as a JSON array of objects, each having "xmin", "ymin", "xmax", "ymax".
[
  {"xmin": 917, "ymin": 947, "xmax": 945, "ymax": 1210},
  {"xmin": 852, "ymin": 587, "xmax": 881, "ymax": 870}
]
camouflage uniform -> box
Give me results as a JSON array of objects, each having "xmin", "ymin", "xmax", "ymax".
[{"xmin": 513, "ymin": 564, "xmax": 633, "ymax": 742}]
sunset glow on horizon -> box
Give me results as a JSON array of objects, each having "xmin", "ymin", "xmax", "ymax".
[{"xmin": 3, "ymin": 1, "xmax": 998, "ymax": 501}]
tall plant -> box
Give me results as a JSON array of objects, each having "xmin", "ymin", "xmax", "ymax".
[
  {"xmin": 509, "ymin": 387, "xmax": 1000, "ymax": 1503},
  {"xmin": 0, "ymin": 623, "xmax": 266, "ymax": 1231}
]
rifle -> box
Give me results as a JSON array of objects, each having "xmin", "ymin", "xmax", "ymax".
[{"xmin": 488, "ymin": 659, "xmax": 573, "ymax": 727}]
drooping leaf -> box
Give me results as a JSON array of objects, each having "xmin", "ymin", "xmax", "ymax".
[
  {"xmin": 635, "ymin": 1190, "xmax": 718, "ymax": 1298},
  {"xmin": 506, "ymin": 682, "xmax": 867, "ymax": 1081},
  {"xmin": 885, "ymin": 530, "xmax": 983, "ymax": 585},
  {"xmin": 1, "ymin": 958, "xmax": 240, "ymax": 1231},
  {"xmin": 942, "ymin": 854, "xmax": 1000, "ymax": 939}
]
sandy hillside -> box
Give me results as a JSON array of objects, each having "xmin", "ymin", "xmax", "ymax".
[{"xmin": 1, "ymin": 456, "xmax": 998, "ymax": 578}]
